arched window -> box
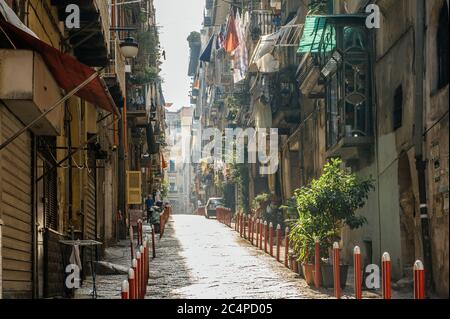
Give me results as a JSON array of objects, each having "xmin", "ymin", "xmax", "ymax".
[{"xmin": 437, "ymin": 2, "xmax": 449, "ymax": 89}]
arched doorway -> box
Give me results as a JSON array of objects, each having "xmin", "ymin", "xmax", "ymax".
[{"xmin": 398, "ymin": 153, "xmax": 416, "ymax": 276}]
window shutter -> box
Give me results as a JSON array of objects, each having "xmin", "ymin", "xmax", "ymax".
[{"xmin": 126, "ymin": 171, "xmax": 142, "ymax": 205}]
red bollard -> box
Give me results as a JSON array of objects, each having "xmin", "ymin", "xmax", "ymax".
[
  {"xmin": 314, "ymin": 237, "xmax": 321, "ymax": 288},
  {"xmin": 333, "ymin": 242, "xmax": 341, "ymax": 299},
  {"xmin": 243, "ymin": 215, "xmax": 247, "ymax": 239},
  {"xmin": 132, "ymin": 258, "xmax": 138, "ymax": 299},
  {"xmin": 144, "ymin": 238, "xmax": 149, "ymax": 285},
  {"xmin": 121, "ymin": 280, "xmax": 129, "ymax": 299},
  {"xmin": 269, "ymin": 222, "xmax": 274, "ymax": 257},
  {"xmin": 140, "ymin": 245, "xmax": 145, "ymax": 298},
  {"xmin": 151, "ymin": 225, "xmax": 156, "ymax": 258},
  {"xmin": 259, "ymin": 220, "xmax": 263, "ymax": 249},
  {"xmin": 240, "ymin": 214, "xmax": 243, "ymax": 237},
  {"xmin": 137, "ymin": 219, "xmax": 143, "ymax": 246},
  {"xmin": 249, "ymin": 217, "xmax": 253, "ymax": 244},
  {"xmin": 254, "ymin": 219, "xmax": 259, "ymax": 246},
  {"xmin": 284, "ymin": 227, "xmax": 289, "ymax": 267},
  {"xmin": 264, "ymin": 221, "xmax": 268, "ymax": 253},
  {"xmin": 276, "ymin": 225, "xmax": 281, "ymax": 262},
  {"xmin": 128, "ymin": 268, "xmax": 136, "ymax": 299},
  {"xmin": 136, "ymin": 252, "xmax": 141, "ymax": 299},
  {"xmin": 354, "ymin": 246, "xmax": 362, "ymax": 299},
  {"xmin": 414, "ymin": 260, "xmax": 425, "ymax": 299},
  {"xmin": 382, "ymin": 252, "xmax": 391, "ymax": 299},
  {"xmin": 235, "ymin": 213, "xmax": 238, "ymax": 231},
  {"xmin": 129, "ymin": 225, "xmax": 134, "ymax": 260}
]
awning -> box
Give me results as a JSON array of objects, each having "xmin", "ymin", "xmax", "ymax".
[
  {"xmin": 0, "ymin": 17, "xmax": 119, "ymax": 115},
  {"xmin": 298, "ymin": 15, "xmax": 335, "ymax": 54}
]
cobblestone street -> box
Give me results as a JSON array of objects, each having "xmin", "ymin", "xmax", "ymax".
[{"xmin": 79, "ymin": 215, "xmax": 411, "ymax": 299}]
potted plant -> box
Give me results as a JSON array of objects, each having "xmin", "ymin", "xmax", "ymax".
[
  {"xmin": 290, "ymin": 158, "xmax": 374, "ymax": 288},
  {"xmin": 252, "ymin": 193, "xmax": 270, "ymax": 219}
]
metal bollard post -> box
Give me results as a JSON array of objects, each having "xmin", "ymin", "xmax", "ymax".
[
  {"xmin": 354, "ymin": 246, "xmax": 362, "ymax": 299},
  {"xmin": 151, "ymin": 225, "xmax": 156, "ymax": 258},
  {"xmin": 259, "ymin": 220, "xmax": 263, "ymax": 249},
  {"xmin": 264, "ymin": 221, "xmax": 268, "ymax": 253},
  {"xmin": 414, "ymin": 260, "xmax": 425, "ymax": 299},
  {"xmin": 284, "ymin": 227, "xmax": 289, "ymax": 267},
  {"xmin": 276, "ymin": 225, "xmax": 281, "ymax": 262},
  {"xmin": 136, "ymin": 252, "xmax": 141, "ymax": 299},
  {"xmin": 137, "ymin": 219, "xmax": 142, "ymax": 246},
  {"xmin": 129, "ymin": 225, "xmax": 134, "ymax": 260},
  {"xmin": 121, "ymin": 280, "xmax": 129, "ymax": 299},
  {"xmin": 143, "ymin": 238, "xmax": 148, "ymax": 285},
  {"xmin": 132, "ymin": 258, "xmax": 138, "ymax": 299},
  {"xmin": 140, "ymin": 245, "xmax": 145, "ymax": 298},
  {"xmin": 128, "ymin": 268, "xmax": 136, "ymax": 299},
  {"xmin": 314, "ymin": 237, "xmax": 321, "ymax": 288},
  {"xmin": 243, "ymin": 215, "xmax": 247, "ymax": 239},
  {"xmin": 269, "ymin": 222, "xmax": 274, "ymax": 257},
  {"xmin": 333, "ymin": 242, "xmax": 341, "ymax": 299},
  {"xmin": 255, "ymin": 219, "xmax": 259, "ymax": 246},
  {"xmin": 240, "ymin": 214, "xmax": 243, "ymax": 237},
  {"xmin": 382, "ymin": 252, "xmax": 391, "ymax": 299}
]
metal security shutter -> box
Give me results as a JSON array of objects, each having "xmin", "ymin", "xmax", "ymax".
[
  {"xmin": 37, "ymin": 137, "xmax": 58, "ymax": 231},
  {"xmin": 85, "ymin": 151, "xmax": 97, "ymax": 240},
  {"xmin": 0, "ymin": 107, "xmax": 33, "ymax": 298}
]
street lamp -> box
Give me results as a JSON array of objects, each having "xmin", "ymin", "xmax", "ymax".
[{"xmin": 120, "ymin": 36, "xmax": 139, "ymax": 58}]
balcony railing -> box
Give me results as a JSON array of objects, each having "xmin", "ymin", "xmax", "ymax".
[
  {"xmin": 315, "ymin": 15, "xmax": 374, "ymax": 158},
  {"xmin": 250, "ymin": 10, "xmax": 281, "ymax": 40}
]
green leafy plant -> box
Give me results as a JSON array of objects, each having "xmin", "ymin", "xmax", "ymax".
[
  {"xmin": 251, "ymin": 193, "xmax": 270, "ymax": 210},
  {"xmin": 289, "ymin": 158, "xmax": 374, "ymax": 263},
  {"xmin": 160, "ymin": 179, "xmax": 169, "ymax": 199}
]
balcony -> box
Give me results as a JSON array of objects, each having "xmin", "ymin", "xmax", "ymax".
[
  {"xmin": 250, "ymin": 10, "xmax": 281, "ymax": 40},
  {"xmin": 0, "ymin": 50, "xmax": 63, "ymax": 136},
  {"xmin": 104, "ymin": 38, "xmax": 126, "ymax": 107},
  {"xmin": 312, "ymin": 15, "xmax": 373, "ymax": 161},
  {"xmin": 52, "ymin": 0, "xmax": 110, "ymax": 67}
]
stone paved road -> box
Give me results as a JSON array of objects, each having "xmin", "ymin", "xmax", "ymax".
[
  {"xmin": 77, "ymin": 215, "xmax": 416, "ymax": 299},
  {"xmin": 147, "ymin": 215, "xmax": 342, "ymax": 299}
]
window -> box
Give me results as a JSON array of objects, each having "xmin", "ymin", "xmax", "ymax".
[
  {"xmin": 322, "ymin": 19, "xmax": 372, "ymax": 149},
  {"xmin": 393, "ymin": 85, "xmax": 403, "ymax": 130},
  {"xmin": 437, "ymin": 2, "xmax": 449, "ymax": 89}
]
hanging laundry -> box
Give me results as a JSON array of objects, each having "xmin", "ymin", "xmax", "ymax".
[
  {"xmin": 224, "ymin": 10, "xmax": 239, "ymax": 53},
  {"xmin": 199, "ymin": 33, "xmax": 215, "ymax": 62},
  {"xmin": 233, "ymin": 11, "xmax": 249, "ymax": 83}
]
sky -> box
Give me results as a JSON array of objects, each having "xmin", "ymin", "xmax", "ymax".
[{"xmin": 154, "ymin": 0, "xmax": 205, "ymax": 111}]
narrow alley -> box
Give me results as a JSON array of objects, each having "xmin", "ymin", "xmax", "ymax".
[{"xmin": 79, "ymin": 215, "xmax": 414, "ymax": 300}]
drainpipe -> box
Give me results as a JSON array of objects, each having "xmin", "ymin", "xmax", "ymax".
[
  {"xmin": 0, "ymin": 218, "xmax": 3, "ymax": 299},
  {"xmin": 414, "ymin": 0, "xmax": 433, "ymax": 290}
]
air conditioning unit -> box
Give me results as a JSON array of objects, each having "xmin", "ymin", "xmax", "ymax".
[{"xmin": 0, "ymin": 50, "xmax": 63, "ymax": 135}]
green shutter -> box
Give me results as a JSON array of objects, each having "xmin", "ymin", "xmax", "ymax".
[{"xmin": 298, "ymin": 15, "xmax": 336, "ymax": 53}]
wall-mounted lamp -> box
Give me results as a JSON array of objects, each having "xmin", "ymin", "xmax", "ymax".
[{"xmin": 321, "ymin": 50, "xmax": 343, "ymax": 78}]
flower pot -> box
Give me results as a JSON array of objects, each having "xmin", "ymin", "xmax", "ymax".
[
  {"xmin": 320, "ymin": 263, "xmax": 349, "ymax": 289},
  {"xmin": 302, "ymin": 263, "xmax": 315, "ymax": 286},
  {"xmin": 292, "ymin": 255, "xmax": 299, "ymax": 273}
]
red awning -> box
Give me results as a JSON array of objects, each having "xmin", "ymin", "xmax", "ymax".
[{"xmin": 0, "ymin": 18, "xmax": 119, "ymax": 115}]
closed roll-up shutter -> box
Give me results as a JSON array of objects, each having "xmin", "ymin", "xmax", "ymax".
[
  {"xmin": 0, "ymin": 107, "xmax": 33, "ymax": 298},
  {"xmin": 85, "ymin": 152, "xmax": 96, "ymax": 240}
]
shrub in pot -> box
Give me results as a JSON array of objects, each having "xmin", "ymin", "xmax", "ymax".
[{"xmin": 289, "ymin": 159, "xmax": 374, "ymax": 289}]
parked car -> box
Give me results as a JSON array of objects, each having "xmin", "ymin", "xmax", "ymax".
[{"xmin": 205, "ymin": 197, "xmax": 224, "ymax": 219}]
